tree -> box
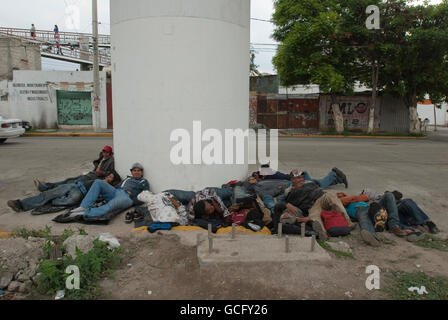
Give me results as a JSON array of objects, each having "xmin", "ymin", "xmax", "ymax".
[
  {"xmin": 272, "ymin": 0, "xmax": 373, "ymax": 133},
  {"xmin": 272, "ymin": 0, "xmax": 448, "ymax": 134},
  {"xmin": 379, "ymin": 0, "xmax": 448, "ymax": 133}
]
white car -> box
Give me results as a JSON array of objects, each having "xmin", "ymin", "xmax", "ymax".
[{"xmin": 0, "ymin": 115, "xmax": 26, "ymax": 144}]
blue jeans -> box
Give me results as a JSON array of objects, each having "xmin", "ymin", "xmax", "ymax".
[
  {"xmin": 302, "ymin": 171, "xmax": 341, "ymax": 189},
  {"xmin": 163, "ymin": 190, "xmax": 195, "ymax": 205},
  {"xmin": 44, "ymin": 173, "xmax": 95, "ymax": 190},
  {"xmin": 262, "ymin": 194, "xmax": 286, "ymax": 212},
  {"xmin": 20, "ymin": 183, "xmax": 83, "ymax": 211},
  {"xmin": 356, "ymin": 206, "xmax": 378, "ymax": 239},
  {"xmin": 233, "ymin": 186, "xmax": 252, "ymax": 204},
  {"xmin": 378, "ymin": 192, "xmax": 402, "ymax": 229},
  {"xmin": 356, "ymin": 192, "xmax": 407, "ymax": 238},
  {"xmin": 81, "ymin": 180, "xmax": 133, "ymax": 217},
  {"xmin": 398, "ymin": 199, "xmax": 430, "ymax": 226}
]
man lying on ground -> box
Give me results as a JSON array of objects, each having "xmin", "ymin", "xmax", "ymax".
[
  {"xmin": 7, "ymin": 171, "xmax": 121, "ymax": 214},
  {"xmin": 396, "ymin": 197, "xmax": 440, "ymax": 234},
  {"xmin": 186, "ymin": 188, "xmax": 231, "ymax": 222},
  {"xmin": 62, "ymin": 163, "xmax": 150, "ymax": 219},
  {"xmin": 353, "ymin": 191, "xmax": 421, "ymax": 247},
  {"xmin": 165, "ymin": 187, "xmax": 234, "ymax": 208},
  {"xmin": 34, "ymin": 145, "xmax": 115, "ymax": 191},
  {"xmin": 282, "ymin": 172, "xmax": 355, "ymax": 240},
  {"xmin": 242, "ymin": 168, "xmax": 348, "ymax": 214},
  {"xmin": 252, "ymin": 167, "xmax": 348, "ymax": 188},
  {"xmin": 192, "ymin": 198, "xmax": 231, "ymax": 233}
]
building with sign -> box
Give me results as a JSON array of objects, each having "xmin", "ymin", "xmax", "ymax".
[{"xmin": 0, "ymin": 70, "xmax": 109, "ymax": 129}]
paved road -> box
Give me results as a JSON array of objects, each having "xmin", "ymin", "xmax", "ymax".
[{"xmin": 1, "ymin": 135, "xmax": 447, "ymax": 235}]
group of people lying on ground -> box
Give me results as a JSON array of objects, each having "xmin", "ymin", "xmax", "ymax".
[{"xmin": 7, "ymin": 145, "xmax": 440, "ymax": 246}]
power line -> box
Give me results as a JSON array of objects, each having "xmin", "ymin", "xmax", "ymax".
[{"xmin": 251, "ymin": 18, "xmax": 274, "ymax": 23}]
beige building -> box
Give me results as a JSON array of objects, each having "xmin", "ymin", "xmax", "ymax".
[{"xmin": 0, "ymin": 36, "xmax": 42, "ymax": 81}]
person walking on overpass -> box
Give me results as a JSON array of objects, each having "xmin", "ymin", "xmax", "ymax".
[
  {"xmin": 30, "ymin": 24, "xmax": 36, "ymax": 38},
  {"xmin": 54, "ymin": 25, "xmax": 59, "ymax": 40}
]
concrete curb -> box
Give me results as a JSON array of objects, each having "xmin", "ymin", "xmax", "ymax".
[
  {"xmin": 23, "ymin": 132, "xmax": 113, "ymax": 137},
  {"xmin": 279, "ymin": 134, "xmax": 427, "ymax": 140},
  {"xmin": 23, "ymin": 132, "xmax": 427, "ymax": 140}
]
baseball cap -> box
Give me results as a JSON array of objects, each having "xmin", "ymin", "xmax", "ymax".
[
  {"xmin": 290, "ymin": 170, "xmax": 303, "ymax": 178},
  {"xmin": 131, "ymin": 162, "xmax": 144, "ymax": 171},
  {"xmin": 102, "ymin": 145, "xmax": 113, "ymax": 153}
]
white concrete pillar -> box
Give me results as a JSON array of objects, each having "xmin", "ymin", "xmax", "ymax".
[{"xmin": 111, "ymin": 0, "xmax": 250, "ymax": 192}]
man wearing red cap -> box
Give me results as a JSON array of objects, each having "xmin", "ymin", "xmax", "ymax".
[{"xmin": 34, "ymin": 145, "xmax": 115, "ymax": 191}]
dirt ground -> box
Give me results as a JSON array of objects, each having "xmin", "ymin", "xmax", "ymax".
[
  {"xmin": 95, "ymin": 229, "xmax": 447, "ymax": 300},
  {"xmin": 1, "ymin": 136, "xmax": 447, "ymax": 300}
]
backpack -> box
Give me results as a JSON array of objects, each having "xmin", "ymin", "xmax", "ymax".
[
  {"xmin": 231, "ymin": 208, "xmax": 250, "ymax": 226},
  {"xmin": 321, "ymin": 211, "xmax": 351, "ymax": 237}
]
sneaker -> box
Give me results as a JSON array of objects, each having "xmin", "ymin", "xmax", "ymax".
[
  {"xmin": 7, "ymin": 200, "xmax": 23, "ymax": 213},
  {"xmin": 332, "ymin": 167, "xmax": 348, "ymax": 188},
  {"xmin": 425, "ymin": 221, "xmax": 440, "ymax": 234},
  {"xmin": 124, "ymin": 211, "xmax": 134, "ymax": 224},
  {"xmin": 406, "ymin": 231, "xmax": 426, "ymax": 242},
  {"xmin": 360, "ymin": 229, "xmax": 380, "ymax": 247},
  {"xmin": 415, "ymin": 225, "xmax": 429, "ymax": 233},
  {"xmin": 389, "ymin": 225, "xmax": 408, "ymax": 238},
  {"xmin": 311, "ymin": 221, "xmax": 328, "ymax": 240}
]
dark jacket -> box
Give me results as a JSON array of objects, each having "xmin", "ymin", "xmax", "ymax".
[
  {"xmin": 117, "ymin": 176, "xmax": 150, "ymax": 205},
  {"xmin": 285, "ymin": 182, "xmax": 324, "ymax": 216},
  {"xmin": 92, "ymin": 153, "xmax": 115, "ymax": 177}
]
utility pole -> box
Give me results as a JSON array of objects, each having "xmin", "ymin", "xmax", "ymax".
[{"xmin": 92, "ymin": 0, "xmax": 100, "ymax": 132}]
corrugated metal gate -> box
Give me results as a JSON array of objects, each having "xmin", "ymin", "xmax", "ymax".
[{"xmin": 256, "ymin": 94, "xmax": 319, "ymax": 129}]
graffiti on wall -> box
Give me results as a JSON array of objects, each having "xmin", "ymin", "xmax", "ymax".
[
  {"xmin": 322, "ymin": 96, "xmax": 381, "ymax": 129},
  {"xmin": 57, "ymin": 91, "xmax": 92, "ymax": 125}
]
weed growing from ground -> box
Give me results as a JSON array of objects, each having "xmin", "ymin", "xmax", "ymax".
[
  {"xmin": 36, "ymin": 239, "xmax": 124, "ymax": 300},
  {"xmin": 13, "ymin": 227, "xmax": 125, "ymax": 300},
  {"xmin": 414, "ymin": 235, "xmax": 448, "ymax": 252},
  {"xmin": 317, "ymin": 240, "xmax": 354, "ymax": 259},
  {"xmin": 383, "ymin": 271, "xmax": 448, "ymax": 300}
]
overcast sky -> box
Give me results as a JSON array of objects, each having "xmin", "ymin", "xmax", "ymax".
[
  {"xmin": 0, "ymin": 0, "xmax": 277, "ymax": 73},
  {"xmin": 0, "ymin": 0, "xmax": 442, "ymax": 73}
]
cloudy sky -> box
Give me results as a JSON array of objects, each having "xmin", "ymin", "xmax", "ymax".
[
  {"xmin": 0, "ymin": 0, "xmax": 277, "ymax": 73},
  {"xmin": 0, "ymin": 0, "xmax": 441, "ymax": 73}
]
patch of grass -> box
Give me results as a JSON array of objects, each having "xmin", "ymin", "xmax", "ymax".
[
  {"xmin": 383, "ymin": 271, "xmax": 448, "ymax": 300},
  {"xmin": 414, "ymin": 235, "xmax": 448, "ymax": 252},
  {"xmin": 36, "ymin": 239, "xmax": 125, "ymax": 300},
  {"xmin": 15, "ymin": 226, "xmax": 52, "ymax": 239},
  {"xmin": 317, "ymin": 240, "xmax": 354, "ymax": 259}
]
